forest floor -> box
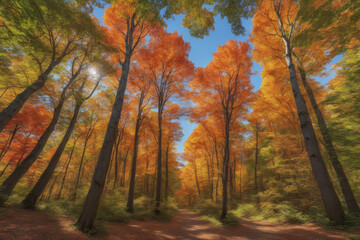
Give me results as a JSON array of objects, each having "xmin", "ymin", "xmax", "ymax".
[{"xmin": 0, "ymin": 207, "xmax": 358, "ymax": 240}]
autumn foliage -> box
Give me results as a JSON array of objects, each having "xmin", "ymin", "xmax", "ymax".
[{"xmin": 0, "ymin": 0, "xmax": 359, "ymax": 233}]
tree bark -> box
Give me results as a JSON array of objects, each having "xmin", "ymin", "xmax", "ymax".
[
  {"xmin": 56, "ymin": 136, "xmax": 79, "ymax": 200},
  {"xmin": 0, "ymin": 37, "xmax": 74, "ymax": 133},
  {"xmin": 72, "ymin": 126, "xmax": 94, "ymax": 201},
  {"xmin": 254, "ymin": 125, "xmax": 259, "ymax": 193},
  {"xmin": 0, "ymin": 65, "xmax": 55, "ymax": 133},
  {"xmin": 282, "ymin": 37, "xmax": 344, "ymax": 224},
  {"xmin": 221, "ymin": 118, "xmax": 230, "ymax": 219},
  {"xmin": 194, "ymin": 158, "xmax": 202, "ymax": 202},
  {"xmin": 21, "ymin": 103, "xmax": 81, "ymax": 209},
  {"xmin": 0, "ymin": 125, "xmax": 18, "ymax": 162},
  {"xmin": 127, "ymin": 110, "xmax": 142, "ymax": 212},
  {"xmin": 121, "ymin": 144, "xmax": 131, "ymax": 187},
  {"xmin": 298, "ymin": 67, "xmax": 360, "ymax": 214},
  {"xmin": 154, "ymin": 109, "xmax": 162, "ymax": 214},
  {"xmin": 76, "ymin": 23, "xmax": 135, "ymax": 230},
  {"xmin": 0, "ymin": 91, "xmax": 69, "ymax": 204},
  {"xmin": 165, "ymin": 145, "xmax": 169, "ymax": 203}
]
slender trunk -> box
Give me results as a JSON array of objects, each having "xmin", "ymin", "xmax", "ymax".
[
  {"xmin": 221, "ymin": 118, "xmax": 230, "ymax": 219},
  {"xmin": 127, "ymin": 114, "xmax": 142, "ymax": 212},
  {"xmin": 56, "ymin": 136, "xmax": 79, "ymax": 200},
  {"xmin": 113, "ymin": 135, "xmax": 120, "ymax": 190},
  {"xmin": 154, "ymin": 109, "xmax": 162, "ymax": 214},
  {"xmin": 229, "ymin": 162, "xmax": 233, "ymax": 199},
  {"xmin": 282, "ymin": 37, "xmax": 344, "ymax": 224},
  {"xmin": 239, "ymin": 150, "xmax": 243, "ymax": 201},
  {"xmin": 233, "ymin": 153, "xmax": 236, "ymax": 195},
  {"xmin": 194, "ymin": 158, "xmax": 202, "ymax": 202},
  {"xmin": 215, "ymin": 141, "xmax": 219, "ymax": 202},
  {"xmin": 0, "ymin": 98, "xmax": 67, "ymax": 204},
  {"xmin": 47, "ymin": 172, "xmax": 62, "ymax": 201},
  {"xmin": 298, "ymin": 67, "xmax": 359, "ymax": 214},
  {"xmin": 206, "ymin": 158, "xmax": 211, "ymax": 199},
  {"xmin": 76, "ymin": 28, "xmax": 134, "ymax": 230},
  {"xmin": 22, "ymin": 103, "xmax": 81, "ymax": 209},
  {"xmin": 121, "ymin": 145, "xmax": 130, "ymax": 187},
  {"xmin": 145, "ymin": 155, "xmax": 150, "ymax": 195},
  {"xmin": 0, "ymin": 125, "xmax": 18, "ymax": 161},
  {"xmin": 72, "ymin": 126, "xmax": 94, "ymax": 201},
  {"xmin": 0, "ymin": 63, "xmax": 57, "ymax": 133},
  {"xmin": 0, "ymin": 158, "xmax": 12, "ymax": 177},
  {"xmin": 165, "ymin": 145, "xmax": 169, "ymax": 203},
  {"xmin": 254, "ymin": 125, "xmax": 259, "ymax": 193}
]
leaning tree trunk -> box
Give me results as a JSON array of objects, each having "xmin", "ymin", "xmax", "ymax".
[
  {"xmin": 72, "ymin": 128, "xmax": 93, "ymax": 201},
  {"xmin": 298, "ymin": 67, "xmax": 360, "ymax": 214},
  {"xmin": 76, "ymin": 44, "xmax": 133, "ymax": 231},
  {"xmin": 21, "ymin": 103, "xmax": 81, "ymax": 209},
  {"xmin": 0, "ymin": 97, "xmax": 67, "ymax": 205},
  {"xmin": 283, "ymin": 39, "xmax": 344, "ymax": 224},
  {"xmin": 127, "ymin": 114, "xmax": 142, "ymax": 212},
  {"xmin": 154, "ymin": 108, "xmax": 162, "ymax": 214},
  {"xmin": 56, "ymin": 136, "xmax": 79, "ymax": 200},
  {"xmin": 221, "ymin": 118, "xmax": 230, "ymax": 219},
  {"xmin": 0, "ymin": 125, "xmax": 18, "ymax": 161},
  {"xmin": 0, "ymin": 65, "xmax": 57, "ymax": 133}
]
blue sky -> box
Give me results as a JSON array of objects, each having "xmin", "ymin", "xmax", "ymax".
[{"xmin": 92, "ymin": 7, "xmax": 340, "ymax": 155}]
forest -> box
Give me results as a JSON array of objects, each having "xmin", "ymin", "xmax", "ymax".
[{"xmin": 0, "ymin": 0, "xmax": 359, "ymax": 239}]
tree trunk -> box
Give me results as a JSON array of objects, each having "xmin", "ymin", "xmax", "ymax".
[
  {"xmin": 47, "ymin": 172, "xmax": 61, "ymax": 201},
  {"xmin": 221, "ymin": 118, "xmax": 230, "ymax": 219},
  {"xmin": 0, "ymin": 125, "xmax": 18, "ymax": 161},
  {"xmin": 282, "ymin": 38, "xmax": 344, "ymax": 224},
  {"xmin": 0, "ymin": 98, "xmax": 67, "ymax": 204},
  {"xmin": 239, "ymin": 150, "xmax": 243, "ymax": 201},
  {"xmin": 22, "ymin": 103, "xmax": 81, "ymax": 209},
  {"xmin": 113, "ymin": 134, "xmax": 121, "ymax": 190},
  {"xmin": 76, "ymin": 32, "xmax": 134, "ymax": 230},
  {"xmin": 56, "ymin": 136, "xmax": 79, "ymax": 200},
  {"xmin": 194, "ymin": 158, "xmax": 202, "ymax": 202},
  {"xmin": 0, "ymin": 158, "xmax": 12, "ymax": 177},
  {"xmin": 298, "ymin": 67, "xmax": 360, "ymax": 214},
  {"xmin": 0, "ymin": 63, "xmax": 56, "ymax": 133},
  {"xmin": 154, "ymin": 109, "xmax": 162, "ymax": 214},
  {"xmin": 254, "ymin": 125, "xmax": 259, "ymax": 193},
  {"xmin": 127, "ymin": 114, "xmax": 142, "ymax": 212},
  {"xmin": 165, "ymin": 145, "xmax": 169, "ymax": 203},
  {"xmin": 72, "ymin": 127, "xmax": 93, "ymax": 201},
  {"xmin": 121, "ymin": 144, "xmax": 131, "ymax": 187}
]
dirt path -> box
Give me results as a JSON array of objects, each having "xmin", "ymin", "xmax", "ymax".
[
  {"xmin": 102, "ymin": 209, "xmax": 352, "ymax": 240},
  {"xmin": 0, "ymin": 207, "xmax": 87, "ymax": 240},
  {"xmin": 0, "ymin": 208, "xmax": 356, "ymax": 240}
]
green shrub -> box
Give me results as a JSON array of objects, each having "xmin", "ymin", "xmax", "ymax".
[
  {"xmin": 192, "ymin": 200, "xmax": 221, "ymax": 216},
  {"xmin": 233, "ymin": 202, "xmax": 310, "ymax": 224},
  {"xmin": 233, "ymin": 203, "xmax": 259, "ymax": 218},
  {"xmin": 220, "ymin": 213, "xmax": 239, "ymax": 225},
  {"xmin": 192, "ymin": 200, "xmax": 240, "ymax": 226}
]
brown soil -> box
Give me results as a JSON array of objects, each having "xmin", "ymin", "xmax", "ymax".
[{"xmin": 0, "ymin": 208, "xmax": 357, "ymax": 240}]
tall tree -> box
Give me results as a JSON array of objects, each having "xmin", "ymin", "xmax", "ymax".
[
  {"xmin": 75, "ymin": 0, "xmax": 160, "ymax": 230},
  {"xmin": 251, "ymin": 0, "xmax": 344, "ymax": 224},
  {"xmin": 0, "ymin": 45, "xmax": 95, "ymax": 204},
  {"xmin": 140, "ymin": 29, "xmax": 194, "ymax": 213},
  {"xmin": 190, "ymin": 41, "xmax": 253, "ymax": 219},
  {"xmin": 126, "ymin": 63, "xmax": 152, "ymax": 212},
  {"xmin": 0, "ymin": 0, "xmax": 99, "ymax": 132},
  {"xmin": 21, "ymin": 72, "xmax": 101, "ymax": 209}
]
